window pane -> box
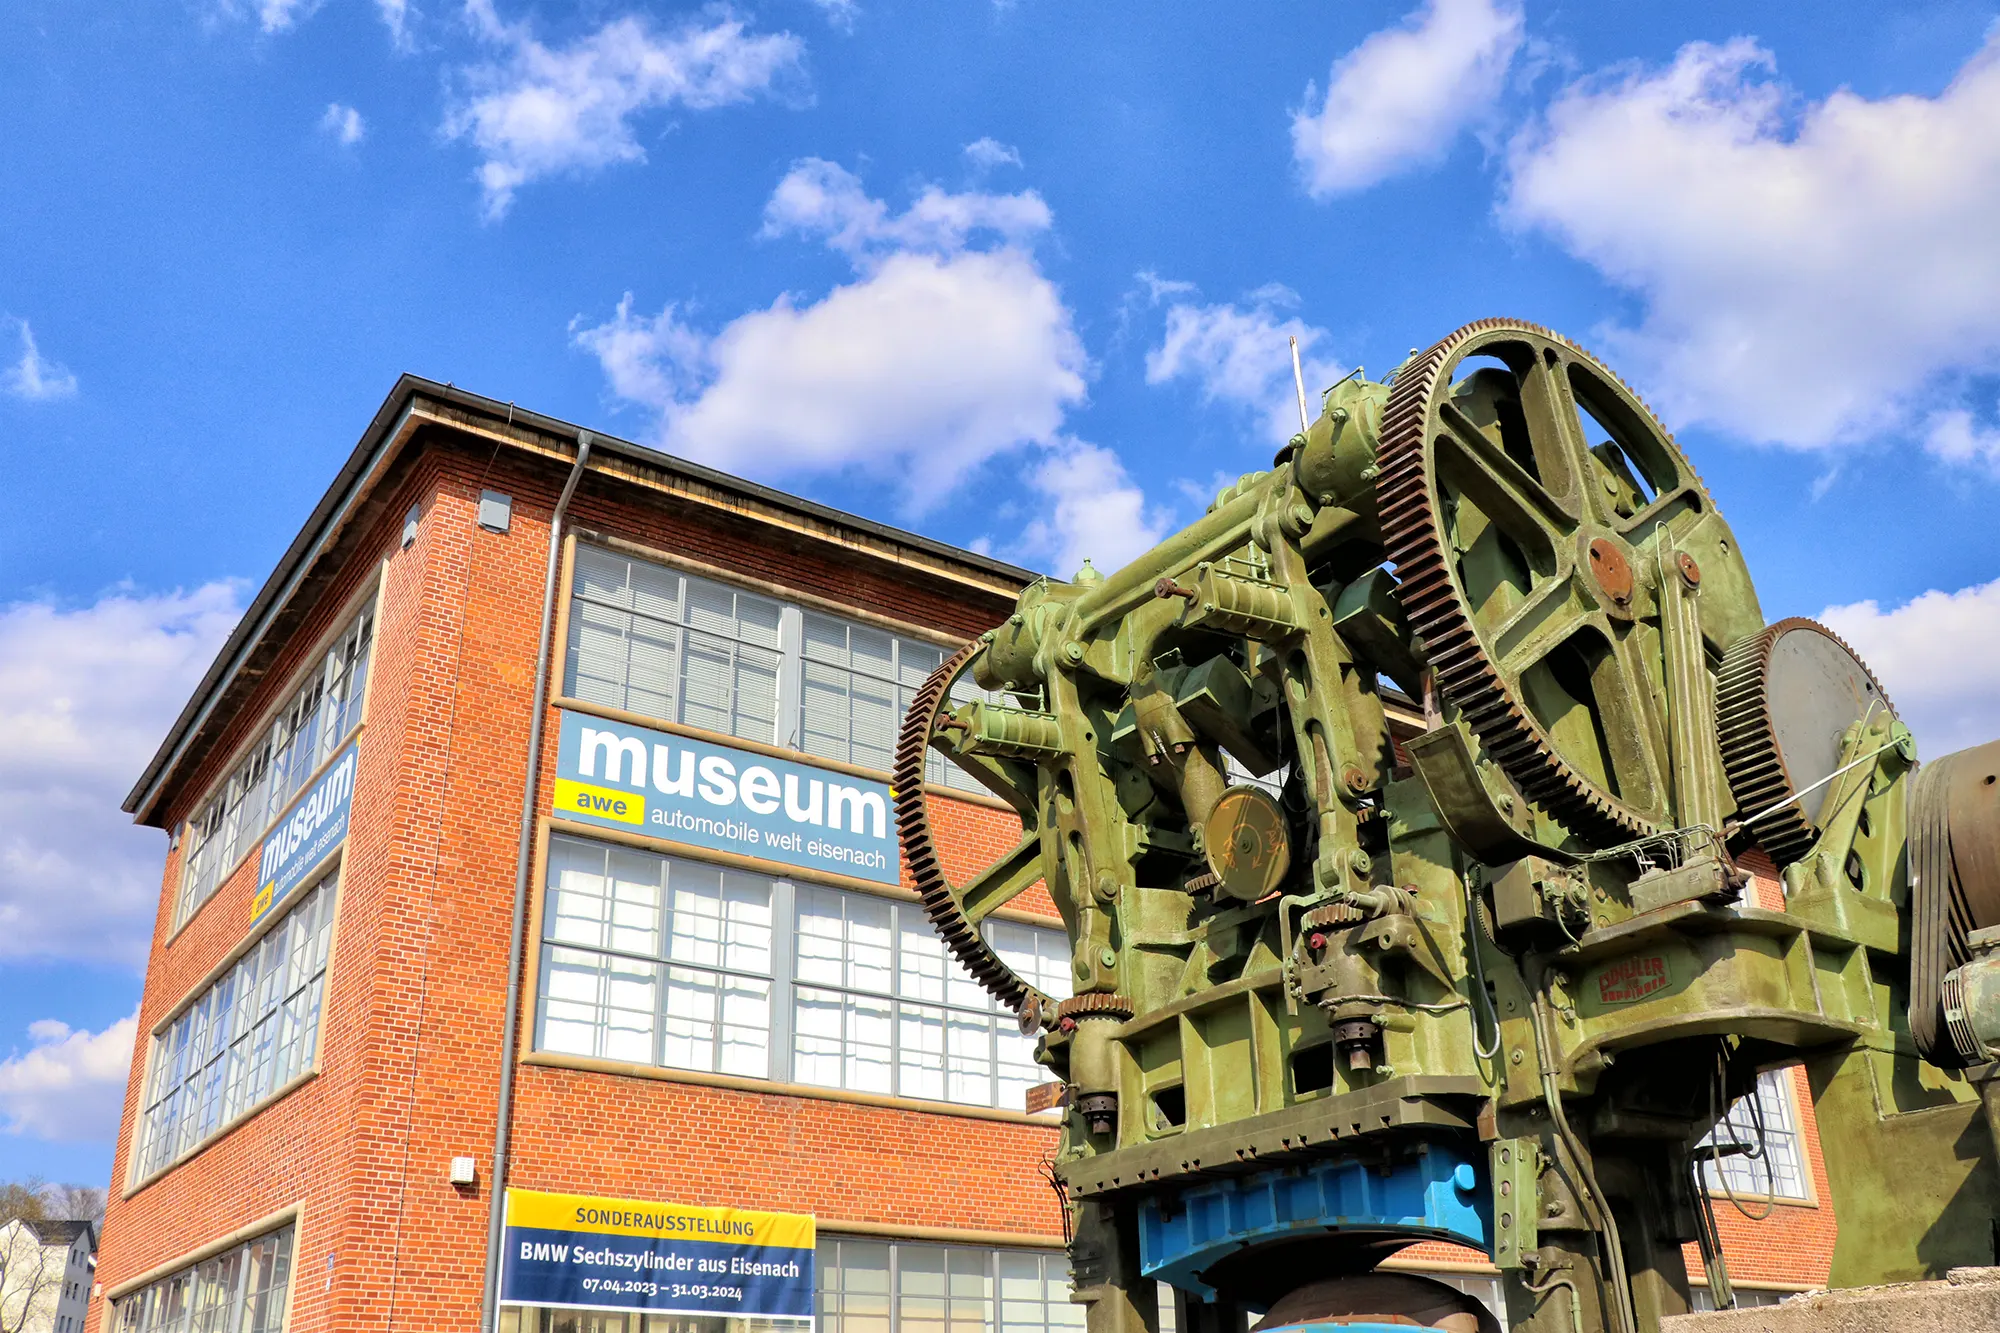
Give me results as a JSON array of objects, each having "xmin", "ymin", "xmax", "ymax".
[
  {"xmin": 140, "ymin": 881, "xmax": 336, "ymax": 1177},
  {"xmin": 176, "ymin": 605, "xmax": 372, "ymax": 929},
  {"xmin": 536, "ymin": 837, "xmax": 776, "ymax": 1081},
  {"xmin": 120, "ymin": 1226, "xmax": 294, "ymax": 1333},
  {"xmin": 566, "ymin": 548, "xmax": 782, "ymax": 742},
  {"xmin": 1699, "ymin": 1067, "xmax": 1809, "ymax": 1201}
]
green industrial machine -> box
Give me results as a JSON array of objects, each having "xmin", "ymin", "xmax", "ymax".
[{"xmin": 891, "ymin": 320, "xmax": 2000, "ymax": 1333}]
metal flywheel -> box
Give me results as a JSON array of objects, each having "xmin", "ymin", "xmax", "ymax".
[{"xmin": 1377, "ymin": 319, "xmax": 1762, "ymax": 846}]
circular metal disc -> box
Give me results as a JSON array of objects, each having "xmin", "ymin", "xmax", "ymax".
[
  {"xmin": 1204, "ymin": 787, "xmax": 1292, "ymax": 902},
  {"xmin": 1767, "ymin": 626, "xmax": 1890, "ymax": 823},
  {"xmin": 1717, "ymin": 617, "xmax": 1896, "ymax": 865},
  {"xmin": 1252, "ymin": 1274, "xmax": 1499, "ymax": 1333},
  {"xmin": 1378, "ymin": 318, "xmax": 1758, "ymax": 846}
]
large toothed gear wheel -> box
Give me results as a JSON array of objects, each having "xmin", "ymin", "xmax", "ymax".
[
  {"xmin": 1716, "ymin": 617, "xmax": 1897, "ymax": 867},
  {"xmin": 893, "ymin": 640, "xmax": 1051, "ymax": 1019},
  {"xmin": 1378, "ymin": 319, "xmax": 1760, "ymax": 846}
]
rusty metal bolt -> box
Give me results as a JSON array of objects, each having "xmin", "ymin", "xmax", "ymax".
[
  {"xmin": 1153, "ymin": 577, "xmax": 1198, "ymax": 603},
  {"xmin": 1588, "ymin": 538, "xmax": 1634, "ymax": 606},
  {"xmin": 1677, "ymin": 551, "xmax": 1702, "ymax": 587}
]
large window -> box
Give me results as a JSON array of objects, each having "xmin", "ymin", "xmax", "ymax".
[
  {"xmin": 135, "ymin": 878, "xmax": 337, "ymax": 1180},
  {"xmin": 536, "ymin": 837, "xmax": 1068, "ymax": 1112},
  {"xmin": 177, "ymin": 605, "xmax": 373, "ymax": 927},
  {"xmin": 564, "ymin": 546, "xmax": 992, "ymax": 794},
  {"xmin": 566, "ymin": 545, "xmax": 784, "ymax": 744},
  {"xmin": 539, "ymin": 839, "xmax": 776, "ymax": 1078},
  {"xmin": 817, "ymin": 1239, "xmax": 1081, "ymax": 1333},
  {"xmin": 1698, "ymin": 1067, "xmax": 1810, "ymax": 1202},
  {"xmin": 792, "ymin": 888, "xmax": 1051, "ymax": 1109},
  {"xmin": 113, "ymin": 1225, "xmax": 293, "ymax": 1333}
]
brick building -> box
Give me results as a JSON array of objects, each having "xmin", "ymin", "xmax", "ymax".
[{"xmin": 91, "ymin": 379, "xmax": 1832, "ymax": 1332}]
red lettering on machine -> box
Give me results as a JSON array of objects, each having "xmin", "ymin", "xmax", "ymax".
[{"xmin": 1597, "ymin": 955, "xmax": 1671, "ymax": 1005}]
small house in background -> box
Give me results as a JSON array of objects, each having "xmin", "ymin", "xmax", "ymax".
[{"xmin": 0, "ymin": 1218, "xmax": 97, "ymax": 1333}]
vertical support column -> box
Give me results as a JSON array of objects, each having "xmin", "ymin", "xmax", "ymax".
[
  {"xmin": 1659, "ymin": 549, "xmax": 1722, "ymax": 833},
  {"xmin": 1174, "ymin": 1288, "xmax": 1245, "ymax": 1333},
  {"xmin": 1598, "ymin": 1148, "xmax": 1694, "ymax": 1328},
  {"xmin": 1070, "ymin": 1202, "xmax": 1158, "ymax": 1333}
]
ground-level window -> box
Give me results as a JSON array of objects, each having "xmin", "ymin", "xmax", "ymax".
[
  {"xmin": 535, "ymin": 837, "xmax": 1069, "ymax": 1113},
  {"xmin": 818, "ymin": 1238, "xmax": 1082, "ymax": 1333},
  {"xmin": 113, "ymin": 1224, "xmax": 293, "ymax": 1332},
  {"xmin": 1697, "ymin": 1067, "xmax": 1811, "ymax": 1202},
  {"xmin": 1690, "ymin": 1286, "xmax": 1792, "ymax": 1312},
  {"xmin": 134, "ymin": 876, "xmax": 338, "ymax": 1180}
]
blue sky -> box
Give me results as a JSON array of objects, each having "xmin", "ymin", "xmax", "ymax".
[{"xmin": 4, "ymin": 0, "xmax": 2000, "ymax": 1189}]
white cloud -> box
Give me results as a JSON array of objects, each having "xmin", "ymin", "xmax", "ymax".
[
  {"xmin": 445, "ymin": 1, "xmax": 805, "ymax": 218},
  {"xmin": 0, "ymin": 1010, "xmax": 136, "ymax": 1143},
  {"xmin": 807, "ymin": 0, "xmax": 857, "ymax": 31},
  {"xmin": 1503, "ymin": 30, "xmax": 2000, "ymax": 452},
  {"xmin": 574, "ymin": 160, "xmax": 1087, "ymax": 507},
  {"xmin": 760, "ymin": 157, "xmax": 1051, "ymax": 261},
  {"xmin": 963, "ymin": 137, "xmax": 1022, "ymax": 172},
  {"xmin": 1292, "ymin": 0, "xmax": 1523, "ymax": 197},
  {"xmin": 249, "ymin": 0, "xmax": 322, "ymax": 33},
  {"xmin": 1019, "ymin": 440, "xmax": 1171, "ymax": 579},
  {"xmin": 377, "ymin": 0, "xmax": 411, "ymax": 47},
  {"xmin": 321, "ymin": 102, "xmax": 366, "ymax": 146},
  {"xmin": 212, "ymin": 0, "xmax": 407, "ymax": 40},
  {"xmin": 1144, "ymin": 283, "xmax": 1346, "ymax": 445},
  {"xmin": 1820, "ymin": 577, "xmax": 2000, "ymax": 759},
  {"xmin": 0, "ymin": 584, "xmax": 243, "ymax": 966},
  {"xmin": 3, "ymin": 319, "xmax": 77, "ymax": 402},
  {"xmin": 1925, "ymin": 404, "xmax": 2000, "ymax": 473}
]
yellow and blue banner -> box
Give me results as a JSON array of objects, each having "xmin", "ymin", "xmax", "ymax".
[
  {"xmin": 552, "ymin": 708, "xmax": 899, "ymax": 886},
  {"xmin": 251, "ymin": 741, "xmax": 357, "ymax": 925},
  {"xmin": 499, "ymin": 1188, "xmax": 816, "ymax": 1319}
]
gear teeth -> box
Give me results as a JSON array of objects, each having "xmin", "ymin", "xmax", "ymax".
[
  {"xmin": 893, "ymin": 641, "xmax": 1044, "ymax": 1015},
  {"xmin": 1055, "ymin": 993, "xmax": 1135, "ymax": 1022},
  {"xmin": 1378, "ymin": 318, "xmax": 1706, "ymax": 847},
  {"xmin": 1715, "ymin": 617, "xmax": 1897, "ymax": 868}
]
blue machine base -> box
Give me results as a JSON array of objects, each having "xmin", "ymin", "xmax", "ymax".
[{"xmin": 1136, "ymin": 1141, "xmax": 1490, "ymax": 1300}]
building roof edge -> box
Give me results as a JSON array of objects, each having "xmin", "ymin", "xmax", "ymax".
[{"xmin": 123, "ymin": 376, "xmax": 1037, "ymax": 823}]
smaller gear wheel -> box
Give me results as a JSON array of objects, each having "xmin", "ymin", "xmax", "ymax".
[
  {"xmin": 1716, "ymin": 618, "xmax": 1895, "ymax": 867},
  {"xmin": 1055, "ymin": 993, "xmax": 1136, "ymax": 1024}
]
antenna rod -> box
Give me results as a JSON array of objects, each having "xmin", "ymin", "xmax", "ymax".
[{"xmin": 1290, "ymin": 335, "xmax": 1311, "ymax": 437}]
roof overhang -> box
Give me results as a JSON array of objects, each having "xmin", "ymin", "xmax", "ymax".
[{"xmin": 124, "ymin": 376, "xmax": 1036, "ymax": 826}]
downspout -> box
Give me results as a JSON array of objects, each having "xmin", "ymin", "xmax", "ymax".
[{"xmin": 480, "ymin": 432, "xmax": 593, "ymax": 1333}]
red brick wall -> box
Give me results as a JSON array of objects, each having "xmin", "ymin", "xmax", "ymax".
[{"xmin": 508, "ymin": 1071, "xmax": 1061, "ymax": 1235}]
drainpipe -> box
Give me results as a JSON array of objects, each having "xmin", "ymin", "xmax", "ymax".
[{"xmin": 479, "ymin": 432, "xmax": 593, "ymax": 1333}]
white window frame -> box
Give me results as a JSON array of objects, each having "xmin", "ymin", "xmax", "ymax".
[
  {"xmin": 817, "ymin": 1236, "xmax": 1083, "ymax": 1333},
  {"xmin": 533, "ymin": 835, "xmax": 1068, "ymax": 1113},
  {"xmin": 133, "ymin": 875, "xmax": 340, "ymax": 1184},
  {"xmin": 563, "ymin": 543, "xmax": 1000, "ymax": 795},
  {"xmin": 112, "ymin": 1224, "xmax": 294, "ymax": 1333},
  {"xmin": 1698, "ymin": 1066, "xmax": 1812, "ymax": 1203},
  {"xmin": 563, "ymin": 544, "xmax": 788, "ymax": 746},
  {"xmin": 174, "ymin": 596, "xmax": 377, "ymax": 930}
]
